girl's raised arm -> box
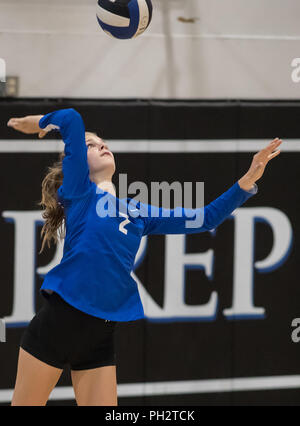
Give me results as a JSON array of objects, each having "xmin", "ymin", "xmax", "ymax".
[
  {"xmin": 141, "ymin": 181, "xmax": 257, "ymax": 236},
  {"xmin": 8, "ymin": 108, "xmax": 92, "ymax": 201},
  {"xmin": 39, "ymin": 108, "xmax": 92, "ymax": 201},
  {"xmin": 141, "ymin": 138, "xmax": 282, "ymax": 236}
]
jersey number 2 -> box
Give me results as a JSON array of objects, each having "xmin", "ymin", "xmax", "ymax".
[{"xmin": 119, "ymin": 212, "xmax": 130, "ymax": 235}]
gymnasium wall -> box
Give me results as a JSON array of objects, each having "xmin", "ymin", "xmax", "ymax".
[
  {"xmin": 0, "ymin": 99, "xmax": 299, "ymax": 405},
  {"xmin": 0, "ymin": 0, "xmax": 300, "ymax": 99}
]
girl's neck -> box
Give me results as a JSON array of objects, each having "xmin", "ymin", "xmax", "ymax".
[{"xmin": 95, "ymin": 179, "xmax": 116, "ymax": 197}]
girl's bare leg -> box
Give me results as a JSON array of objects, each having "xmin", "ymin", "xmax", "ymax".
[
  {"xmin": 11, "ymin": 348, "xmax": 63, "ymax": 406},
  {"xmin": 71, "ymin": 365, "xmax": 117, "ymax": 406}
]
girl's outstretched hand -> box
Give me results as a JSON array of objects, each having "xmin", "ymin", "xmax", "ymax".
[
  {"xmin": 7, "ymin": 115, "xmax": 48, "ymax": 138},
  {"xmin": 238, "ymin": 138, "xmax": 282, "ymax": 191}
]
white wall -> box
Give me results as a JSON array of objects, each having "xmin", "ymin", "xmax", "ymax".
[{"xmin": 0, "ymin": 0, "xmax": 300, "ymax": 99}]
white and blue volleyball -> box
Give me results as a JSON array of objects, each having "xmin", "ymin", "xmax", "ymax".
[{"xmin": 96, "ymin": 0, "xmax": 153, "ymax": 39}]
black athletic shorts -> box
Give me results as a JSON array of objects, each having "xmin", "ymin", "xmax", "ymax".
[{"xmin": 20, "ymin": 291, "xmax": 117, "ymax": 370}]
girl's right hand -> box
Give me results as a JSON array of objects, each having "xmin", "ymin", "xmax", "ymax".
[{"xmin": 7, "ymin": 115, "xmax": 48, "ymax": 138}]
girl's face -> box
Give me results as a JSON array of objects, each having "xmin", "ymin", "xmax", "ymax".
[{"xmin": 85, "ymin": 133, "xmax": 115, "ymax": 177}]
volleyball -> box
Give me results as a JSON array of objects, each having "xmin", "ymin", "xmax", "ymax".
[{"xmin": 96, "ymin": 0, "xmax": 153, "ymax": 39}]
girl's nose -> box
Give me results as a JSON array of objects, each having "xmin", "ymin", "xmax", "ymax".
[{"xmin": 99, "ymin": 143, "xmax": 108, "ymax": 152}]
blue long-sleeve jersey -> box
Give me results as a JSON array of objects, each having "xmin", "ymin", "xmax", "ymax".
[{"xmin": 39, "ymin": 109, "xmax": 257, "ymax": 322}]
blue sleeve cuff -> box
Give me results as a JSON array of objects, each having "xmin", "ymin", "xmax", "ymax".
[
  {"xmin": 237, "ymin": 181, "xmax": 258, "ymax": 196},
  {"xmin": 245, "ymin": 183, "xmax": 258, "ymax": 195},
  {"xmin": 39, "ymin": 116, "xmax": 45, "ymax": 128},
  {"xmin": 39, "ymin": 115, "xmax": 60, "ymax": 132}
]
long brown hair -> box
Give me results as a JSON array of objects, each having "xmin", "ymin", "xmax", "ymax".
[{"xmin": 38, "ymin": 151, "xmax": 66, "ymax": 254}]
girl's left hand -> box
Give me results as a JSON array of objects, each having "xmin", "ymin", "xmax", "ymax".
[{"xmin": 238, "ymin": 138, "xmax": 282, "ymax": 191}]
